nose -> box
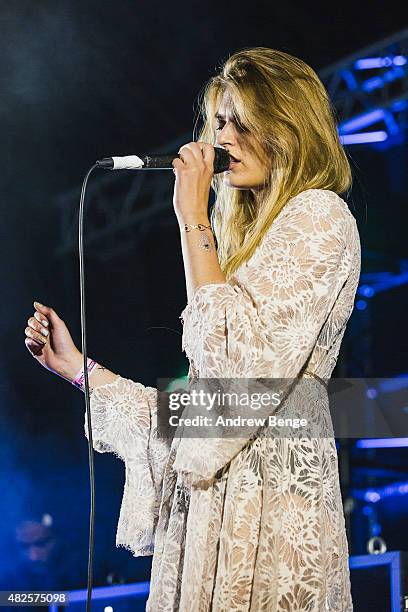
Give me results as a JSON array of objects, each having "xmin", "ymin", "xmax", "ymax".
[{"xmin": 216, "ymin": 121, "xmax": 236, "ymax": 147}]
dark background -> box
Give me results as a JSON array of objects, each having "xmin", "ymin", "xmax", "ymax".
[{"xmin": 1, "ymin": 0, "xmax": 407, "ymax": 589}]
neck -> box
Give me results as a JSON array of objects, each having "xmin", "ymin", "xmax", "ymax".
[{"xmin": 250, "ymin": 185, "xmax": 268, "ymax": 211}]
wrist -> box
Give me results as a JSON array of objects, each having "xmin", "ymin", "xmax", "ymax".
[
  {"xmin": 177, "ymin": 214, "xmax": 210, "ymax": 230},
  {"xmin": 60, "ymin": 350, "xmax": 84, "ymax": 382},
  {"xmin": 176, "ymin": 205, "xmax": 209, "ymax": 222},
  {"xmin": 71, "ymin": 357, "xmax": 99, "ymax": 391}
]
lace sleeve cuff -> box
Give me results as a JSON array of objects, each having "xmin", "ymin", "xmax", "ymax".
[{"xmin": 83, "ymin": 375, "xmax": 166, "ymax": 556}]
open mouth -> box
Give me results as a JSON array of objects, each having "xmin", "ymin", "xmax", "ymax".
[{"xmin": 228, "ymin": 154, "xmax": 241, "ymax": 169}]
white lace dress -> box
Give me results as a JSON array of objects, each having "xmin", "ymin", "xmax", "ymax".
[{"xmin": 85, "ymin": 188, "xmax": 361, "ymax": 611}]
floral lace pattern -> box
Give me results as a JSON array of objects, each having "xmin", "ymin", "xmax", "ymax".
[
  {"xmin": 85, "ymin": 189, "xmax": 360, "ymax": 610},
  {"xmin": 84, "ymin": 378, "xmax": 171, "ymax": 556}
]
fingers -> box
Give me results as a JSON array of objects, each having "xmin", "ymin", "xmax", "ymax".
[
  {"xmin": 28, "ymin": 313, "xmax": 49, "ymax": 337},
  {"xmin": 172, "ymin": 157, "xmax": 184, "ymax": 169},
  {"xmin": 33, "ymin": 301, "xmax": 62, "ymax": 326},
  {"xmin": 177, "ymin": 145, "xmax": 198, "ymax": 165},
  {"xmin": 25, "ymin": 321, "xmax": 48, "ymax": 345},
  {"xmin": 25, "ymin": 336, "xmax": 44, "ymax": 356},
  {"xmin": 201, "ymin": 143, "xmax": 216, "ymax": 166},
  {"xmin": 34, "ymin": 310, "xmax": 49, "ymax": 328},
  {"xmin": 26, "ymin": 302, "xmax": 53, "ymax": 345},
  {"xmin": 177, "ymin": 142, "xmax": 214, "ymax": 167}
]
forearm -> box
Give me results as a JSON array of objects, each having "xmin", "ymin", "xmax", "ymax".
[
  {"xmin": 178, "ymin": 212, "xmax": 226, "ymax": 303},
  {"xmin": 86, "ymin": 363, "xmax": 120, "ymax": 391},
  {"xmin": 61, "ymin": 351, "xmax": 119, "ymax": 391}
]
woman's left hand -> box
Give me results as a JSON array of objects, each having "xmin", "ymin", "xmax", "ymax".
[{"xmin": 172, "ymin": 141, "xmax": 215, "ymax": 224}]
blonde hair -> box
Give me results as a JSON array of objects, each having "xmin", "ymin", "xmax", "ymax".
[{"xmin": 195, "ymin": 47, "xmax": 352, "ymax": 280}]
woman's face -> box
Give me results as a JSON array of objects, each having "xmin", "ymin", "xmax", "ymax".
[{"xmin": 215, "ymin": 91, "xmax": 269, "ymax": 191}]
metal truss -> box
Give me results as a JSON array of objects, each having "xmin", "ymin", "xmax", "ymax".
[{"xmin": 320, "ymin": 28, "xmax": 408, "ymax": 146}]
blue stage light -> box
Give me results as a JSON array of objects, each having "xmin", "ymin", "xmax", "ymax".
[
  {"xmin": 365, "ymin": 490, "xmax": 381, "ymax": 503},
  {"xmin": 358, "ymin": 285, "xmax": 375, "ymax": 297},
  {"xmin": 394, "ymin": 55, "xmax": 407, "ymax": 65},
  {"xmin": 355, "ymin": 299, "xmax": 368, "ymax": 310},
  {"xmin": 339, "ymin": 109, "xmax": 385, "ymax": 133},
  {"xmin": 372, "ymin": 522, "xmax": 382, "ymax": 536},
  {"xmin": 354, "ymin": 56, "xmax": 407, "ymax": 69},
  {"xmin": 366, "ymin": 387, "xmax": 378, "ymax": 399},
  {"xmin": 362, "ymin": 66, "xmax": 406, "ymax": 92},
  {"xmin": 356, "ymin": 438, "xmax": 408, "ymax": 449},
  {"xmin": 355, "ymin": 57, "xmax": 390, "ymax": 69},
  {"xmin": 340, "ymin": 132, "xmax": 388, "ymax": 145}
]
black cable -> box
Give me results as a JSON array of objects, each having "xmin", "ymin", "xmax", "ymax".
[{"xmin": 78, "ymin": 164, "xmax": 98, "ymax": 612}]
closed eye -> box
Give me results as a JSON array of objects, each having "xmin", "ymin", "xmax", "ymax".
[{"xmin": 214, "ymin": 115, "xmax": 248, "ymax": 134}]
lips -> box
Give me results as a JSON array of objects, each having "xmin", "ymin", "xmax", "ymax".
[{"xmin": 228, "ymin": 157, "xmax": 240, "ymax": 170}]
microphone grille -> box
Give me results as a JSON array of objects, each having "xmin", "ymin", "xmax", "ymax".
[{"xmin": 214, "ymin": 148, "xmax": 230, "ymax": 174}]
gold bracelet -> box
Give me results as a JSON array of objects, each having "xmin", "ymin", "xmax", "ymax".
[{"xmin": 183, "ymin": 222, "xmax": 212, "ymax": 232}]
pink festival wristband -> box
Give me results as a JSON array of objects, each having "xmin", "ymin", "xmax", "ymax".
[{"xmin": 72, "ymin": 358, "xmax": 98, "ymax": 391}]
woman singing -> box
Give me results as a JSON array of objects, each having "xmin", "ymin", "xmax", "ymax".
[{"xmin": 25, "ymin": 47, "xmax": 360, "ymax": 610}]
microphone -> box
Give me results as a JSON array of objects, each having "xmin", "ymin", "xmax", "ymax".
[{"xmin": 96, "ymin": 147, "xmax": 230, "ymax": 174}]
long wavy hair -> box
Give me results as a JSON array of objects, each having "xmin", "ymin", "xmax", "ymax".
[{"xmin": 195, "ymin": 47, "xmax": 352, "ymax": 280}]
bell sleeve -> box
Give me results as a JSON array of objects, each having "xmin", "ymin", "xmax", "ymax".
[
  {"xmin": 173, "ymin": 189, "xmax": 360, "ymax": 484},
  {"xmin": 84, "ymin": 375, "xmax": 172, "ymax": 556}
]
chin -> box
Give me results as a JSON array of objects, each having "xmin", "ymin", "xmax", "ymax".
[
  {"xmin": 223, "ymin": 169, "xmax": 266, "ymax": 190},
  {"xmin": 223, "ymin": 173, "xmax": 246, "ymax": 188},
  {"xmin": 223, "ymin": 176, "xmax": 257, "ymax": 190}
]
